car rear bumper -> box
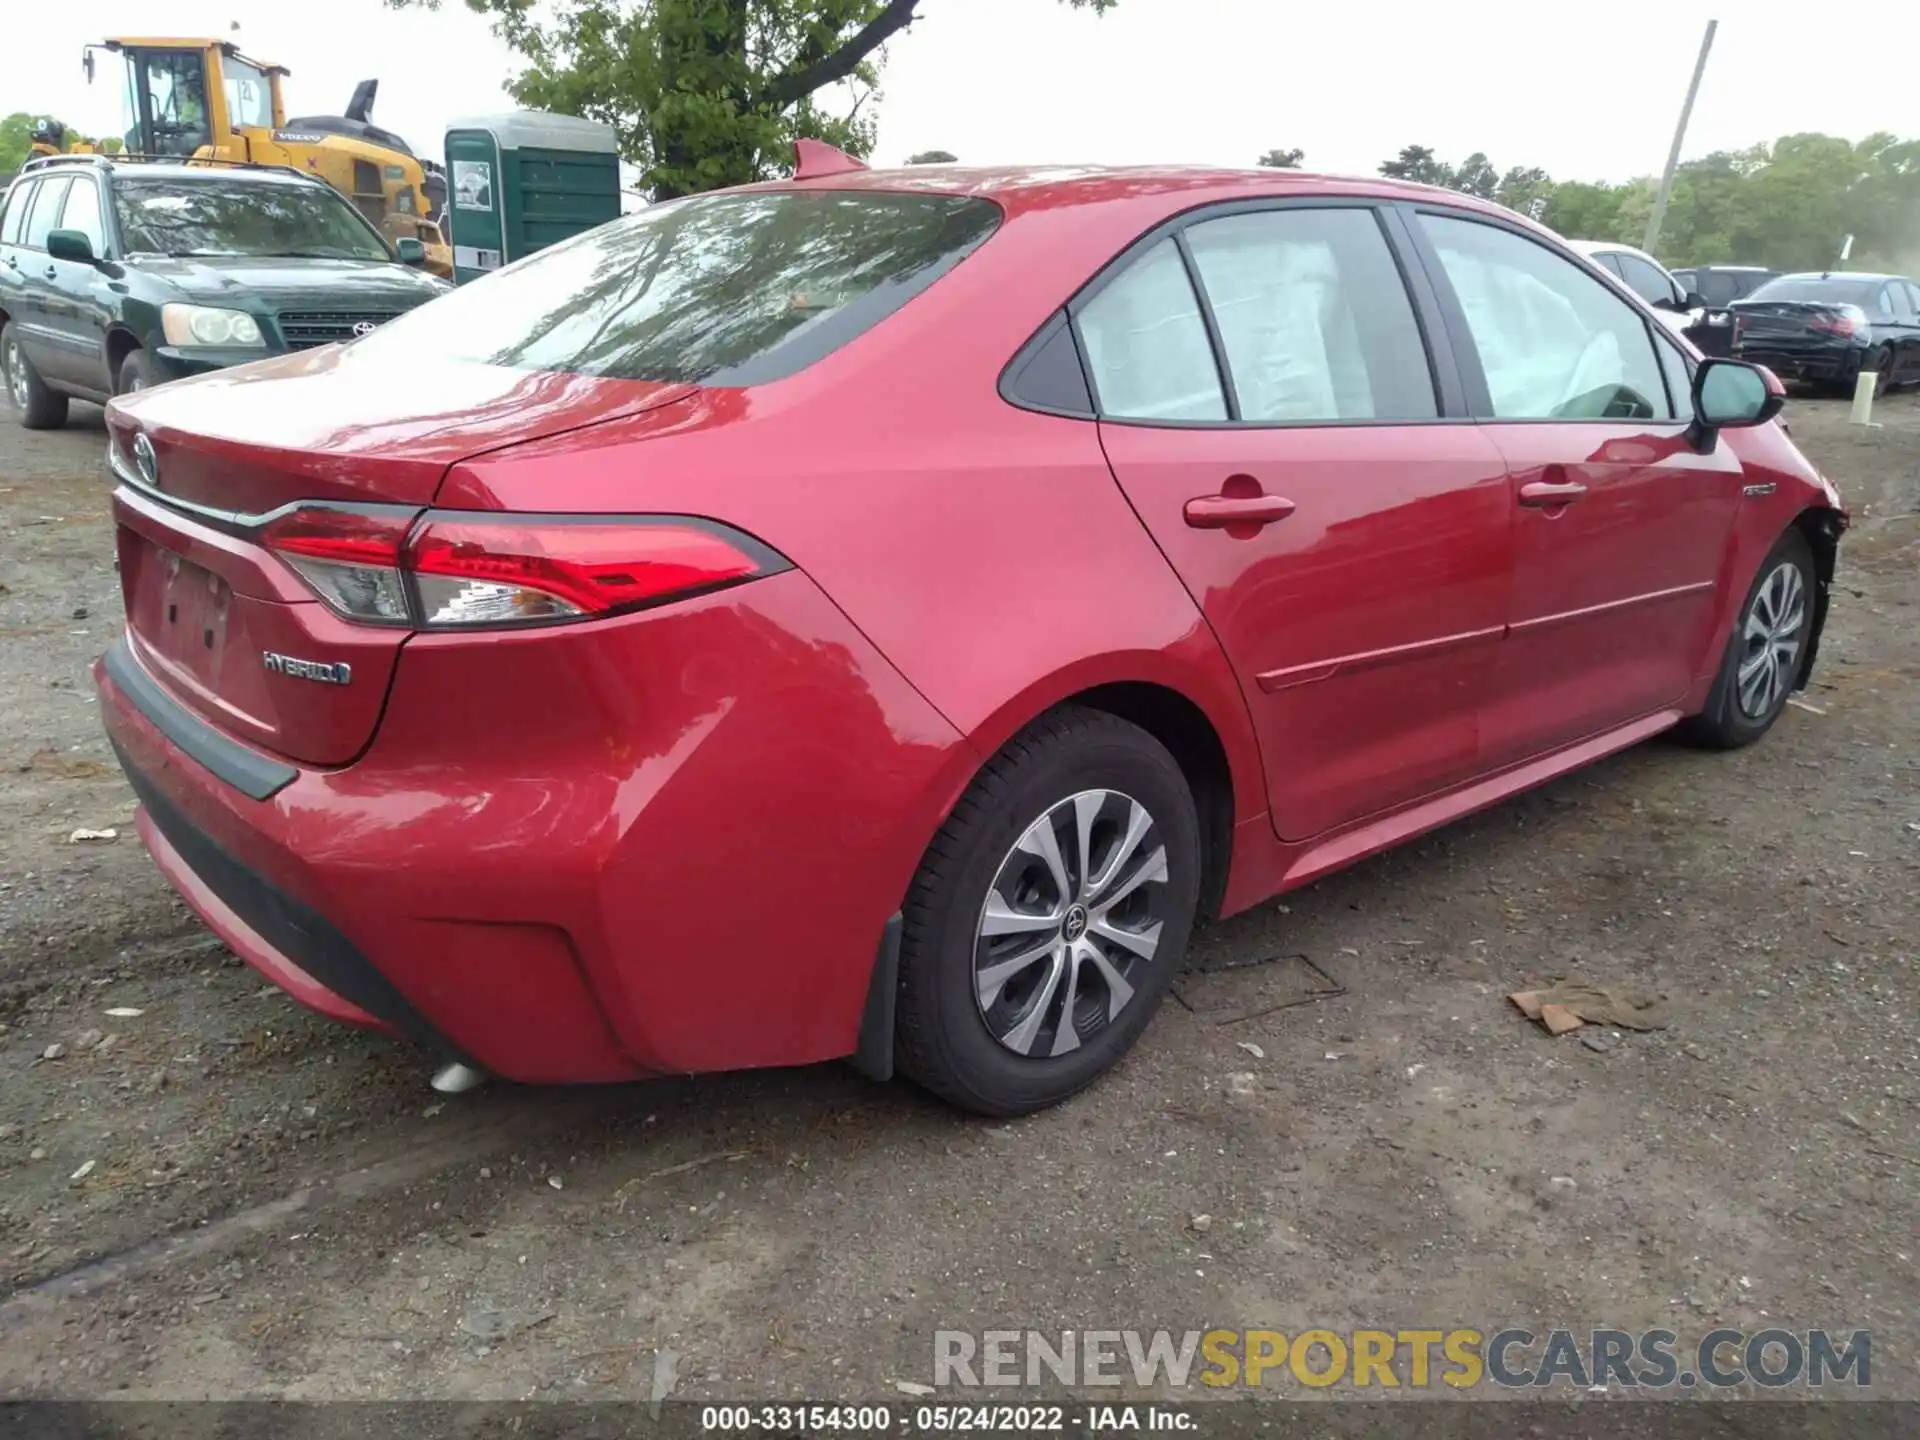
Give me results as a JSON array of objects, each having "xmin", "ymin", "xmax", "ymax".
[
  {"xmin": 1733, "ymin": 345, "xmax": 1861, "ymax": 384},
  {"xmin": 93, "ymin": 570, "xmax": 969, "ymax": 1084}
]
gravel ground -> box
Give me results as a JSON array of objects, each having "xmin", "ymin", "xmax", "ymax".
[{"xmin": 0, "ymin": 395, "xmax": 1914, "ymax": 1401}]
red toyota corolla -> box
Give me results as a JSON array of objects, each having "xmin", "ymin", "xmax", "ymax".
[{"xmin": 95, "ymin": 153, "xmax": 1845, "ymax": 1115}]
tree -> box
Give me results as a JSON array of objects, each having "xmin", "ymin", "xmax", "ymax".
[
  {"xmin": 392, "ymin": 0, "xmax": 1116, "ymax": 200},
  {"xmin": 1257, "ymin": 147, "xmax": 1303, "ymax": 169},
  {"xmin": 1378, "ymin": 145, "xmax": 1452, "ymax": 187},
  {"xmin": 907, "ymin": 149, "xmax": 957, "ymax": 164},
  {"xmin": 1451, "ymin": 151, "xmax": 1498, "ymax": 200},
  {"xmin": 1494, "ymin": 165, "xmax": 1553, "ymax": 220}
]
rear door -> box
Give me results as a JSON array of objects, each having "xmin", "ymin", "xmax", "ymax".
[
  {"xmin": 1408, "ymin": 209, "xmax": 1744, "ymax": 766},
  {"xmin": 0, "ymin": 180, "xmax": 34, "ymax": 344},
  {"xmin": 1084, "ymin": 202, "xmax": 1513, "ymax": 842}
]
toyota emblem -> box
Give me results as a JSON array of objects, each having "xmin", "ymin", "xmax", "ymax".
[
  {"xmin": 351, "ymin": 321, "xmax": 377, "ymax": 339},
  {"xmin": 132, "ymin": 432, "xmax": 160, "ymax": 490}
]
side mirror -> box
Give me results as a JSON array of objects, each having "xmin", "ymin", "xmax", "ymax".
[
  {"xmin": 1683, "ymin": 290, "xmax": 1707, "ymax": 310},
  {"xmin": 45, "ymin": 229, "xmax": 97, "ymax": 264},
  {"xmin": 1692, "ymin": 359, "xmax": 1784, "ymax": 445},
  {"xmin": 395, "ymin": 237, "xmax": 425, "ymax": 266}
]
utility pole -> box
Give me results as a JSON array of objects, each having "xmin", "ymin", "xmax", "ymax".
[{"xmin": 1643, "ymin": 18, "xmax": 1717, "ymax": 257}]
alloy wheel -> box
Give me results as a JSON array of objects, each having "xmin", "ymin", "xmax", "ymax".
[
  {"xmin": 973, "ymin": 788, "xmax": 1171, "ymax": 1058},
  {"xmin": 5, "ymin": 340, "xmax": 26, "ymax": 411},
  {"xmin": 1735, "ymin": 560, "xmax": 1806, "ymax": 719}
]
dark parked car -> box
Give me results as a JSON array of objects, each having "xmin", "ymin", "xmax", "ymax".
[
  {"xmin": 1730, "ymin": 271, "xmax": 1920, "ymax": 396},
  {"xmin": 1672, "ymin": 265, "xmax": 1777, "ymax": 355},
  {"xmin": 95, "ymin": 157, "xmax": 1845, "ymax": 1115},
  {"xmin": 0, "ymin": 155, "xmax": 450, "ymax": 429}
]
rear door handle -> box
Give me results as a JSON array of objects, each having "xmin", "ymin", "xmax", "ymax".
[
  {"xmin": 43, "ymin": 266, "xmax": 57, "ymax": 281},
  {"xmin": 1183, "ymin": 494, "xmax": 1297, "ymax": 529},
  {"xmin": 1518, "ymin": 479, "xmax": 1588, "ymax": 507}
]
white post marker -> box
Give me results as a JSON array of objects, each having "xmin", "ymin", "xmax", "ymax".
[{"xmin": 1850, "ymin": 368, "xmax": 1879, "ymax": 427}]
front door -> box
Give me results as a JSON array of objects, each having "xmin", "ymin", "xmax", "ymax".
[
  {"xmin": 1079, "ymin": 204, "xmax": 1513, "ymax": 842},
  {"xmin": 1410, "ymin": 211, "xmax": 1743, "ymax": 764},
  {"xmin": 8, "ymin": 175, "xmax": 71, "ymax": 380},
  {"xmin": 40, "ymin": 174, "xmax": 114, "ymax": 392}
]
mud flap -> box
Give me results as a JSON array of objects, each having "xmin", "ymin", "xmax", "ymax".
[{"xmin": 850, "ymin": 912, "xmax": 902, "ymax": 1083}]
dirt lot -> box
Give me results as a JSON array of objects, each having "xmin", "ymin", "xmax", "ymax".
[{"xmin": 0, "ymin": 395, "xmax": 1914, "ymax": 1402}]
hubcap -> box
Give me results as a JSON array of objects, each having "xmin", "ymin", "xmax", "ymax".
[
  {"xmin": 5, "ymin": 341, "xmax": 26, "ymax": 410},
  {"xmin": 973, "ymin": 789, "xmax": 1171, "ymax": 1058},
  {"xmin": 1736, "ymin": 560, "xmax": 1806, "ymax": 719}
]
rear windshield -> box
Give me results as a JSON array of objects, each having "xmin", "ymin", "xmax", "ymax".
[
  {"xmin": 115, "ymin": 177, "xmax": 392, "ymax": 261},
  {"xmin": 349, "ymin": 190, "xmax": 1003, "ymax": 385},
  {"xmin": 1745, "ymin": 276, "xmax": 1879, "ymax": 307}
]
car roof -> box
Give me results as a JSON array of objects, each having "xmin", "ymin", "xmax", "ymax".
[
  {"xmin": 747, "ymin": 163, "xmax": 1526, "ymax": 222},
  {"xmin": 1769, "ymin": 270, "xmax": 1907, "ymax": 284},
  {"xmin": 15, "ymin": 157, "xmax": 323, "ymax": 189},
  {"xmin": 1566, "ymin": 239, "xmax": 1664, "ymax": 265}
]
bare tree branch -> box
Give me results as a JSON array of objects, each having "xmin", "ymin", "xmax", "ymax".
[{"xmin": 762, "ymin": 0, "xmax": 919, "ymax": 109}]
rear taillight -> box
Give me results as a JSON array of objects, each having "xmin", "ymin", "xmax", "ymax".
[
  {"xmin": 1808, "ymin": 312, "xmax": 1857, "ymax": 337},
  {"xmin": 262, "ymin": 508, "xmax": 784, "ymax": 629},
  {"xmin": 261, "ymin": 506, "xmax": 414, "ymax": 624}
]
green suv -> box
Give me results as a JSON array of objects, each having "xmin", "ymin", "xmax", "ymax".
[{"xmin": 0, "ymin": 155, "xmax": 451, "ymax": 429}]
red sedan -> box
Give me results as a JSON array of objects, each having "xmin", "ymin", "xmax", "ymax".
[{"xmin": 95, "ymin": 153, "xmax": 1845, "ymax": 1115}]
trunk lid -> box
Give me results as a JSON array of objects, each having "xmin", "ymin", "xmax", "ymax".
[
  {"xmin": 107, "ymin": 349, "xmax": 694, "ymax": 768},
  {"xmin": 1728, "ymin": 300, "xmax": 1853, "ymax": 345}
]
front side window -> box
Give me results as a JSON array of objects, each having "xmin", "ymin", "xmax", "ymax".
[
  {"xmin": 114, "ymin": 178, "xmax": 391, "ymax": 260},
  {"xmin": 1421, "ymin": 214, "xmax": 1669, "ymax": 422},
  {"xmin": 23, "ymin": 178, "xmax": 72, "ymax": 249},
  {"xmin": 137, "ymin": 51, "xmax": 213, "ymax": 157},
  {"xmin": 1076, "ymin": 239, "xmax": 1226, "ymax": 422},
  {"xmin": 1616, "ymin": 253, "xmax": 1678, "ymax": 308},
  {"xmin": 1182, "ymin": 208, "xmax": 1436, "ymax": 422},
  {"xmin": 58, "ymin": 178, "xmax": 106, "ymax": 255},
  {"xmin": 355, "ymin": 190, "xmax": 1001, "ymax": 386},
  {"xmin": 223, "ymin": 58, "xmax": 274, "ymax": 131}
]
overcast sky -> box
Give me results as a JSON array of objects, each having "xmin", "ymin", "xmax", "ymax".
[{"xmin": 7, "ymin": 1, "xmax": 1918, "ymax": 184}]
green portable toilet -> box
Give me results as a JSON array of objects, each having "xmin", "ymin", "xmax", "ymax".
[{"xmin": 442, "ymin": 112, "xmax": 621, "ymax": 284}]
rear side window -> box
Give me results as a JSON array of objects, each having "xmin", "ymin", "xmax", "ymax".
[
  {"xmin": 23, "ymin": 177, "xmax": 72, "ymax": 249},
  {"xmin": 1076, "ymin": 239, "xmax": 1227, "ymax": 422},
  {"xmin": 1183, "ymin": 208, "xmax": 1436, "ymax": 422},
  {"xmin": 351, "ymin": 190, "xmax": 1001, "ymax": 385},
  {"xmin": 1747, "ymin": 276, "xmax": 1879, "ymax": 307},
  {"xmin": 0, "ymin": 183, "xmax": 32, "ymax": 244},
  {"xmin": 1615, "ymin": 253, "xmax": 1678, "ymax": 307},
  {"xmin": 1420, "ymin": 214, "xmax": 1669, "ymax": 422}
]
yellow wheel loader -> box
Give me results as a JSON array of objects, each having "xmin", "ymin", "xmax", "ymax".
[{"xmin": 83, "ymin": 38, "xmax": 453, "ymax": 276}]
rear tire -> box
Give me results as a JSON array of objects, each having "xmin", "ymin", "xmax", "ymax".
[
  {"xmin": 1870, "ymin": 348, "xmax": 1893, "ymax": 398},
  {"xmin": 894, "ymin": 707, "xmax": 1201, "ymax": 1116},
  {"xmin": 2, "ymin": 324, "xmax": 68, "ymax": 430},
  {"xmin": 117, "ymin": 348, "xmax": 168, "ymax": 396},
  {"xmin": 1680, "ymin": 528, "xmax": 1816, "ymax": 750}
]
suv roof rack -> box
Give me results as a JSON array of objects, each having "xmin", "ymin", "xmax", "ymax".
[{"xmin": 19, "ymin": 152, "xmax": 319, "ymax": 184}]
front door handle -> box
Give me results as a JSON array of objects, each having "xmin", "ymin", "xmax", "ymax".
[
  {"xmin": 1518, "ymin": 479, "xmax": 1588, "ymax": 507},
  {"xmin": 1183, "ymin": 493, "xmax": 1297, "ymax": 529}
]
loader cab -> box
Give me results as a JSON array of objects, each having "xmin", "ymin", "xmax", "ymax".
[{"xmin": 85, "ymin": 39, "xmax": 287, "ymax": 160}]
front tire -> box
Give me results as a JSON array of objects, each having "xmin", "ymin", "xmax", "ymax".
[
  {"xmin": 894, "ymin": 707, "xmax": 1201, "ymax": 1116},
  {"xmin": 2, "ymin": 324, "xmax": 68, "ymax": 430},
  {"xmin": 1681, "ymin": 529, "xmax": 1816, "ymax": 749},
  {"xmin": 117, "ymin": 348, "xmax": 169, "ymax": 396}
]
